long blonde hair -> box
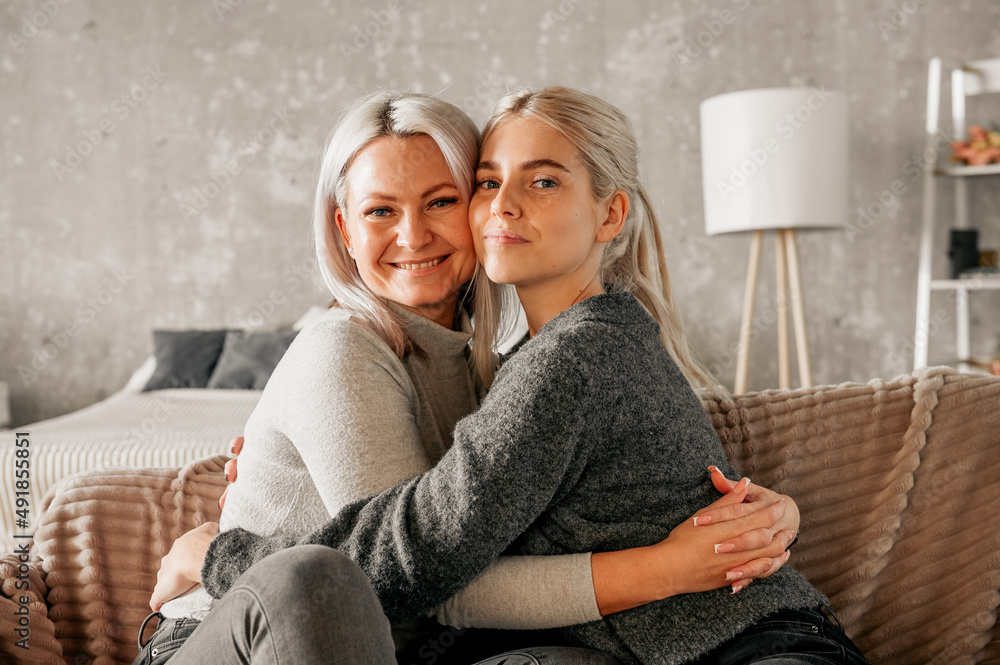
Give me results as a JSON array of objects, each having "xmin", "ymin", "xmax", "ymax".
[
  {"xmin": 474, "ymin": 86, "xmax": 724, "ymax": 394},
  {"xmin": 313, "ymin": 91, "xmax": 496, "ymax": 386}
]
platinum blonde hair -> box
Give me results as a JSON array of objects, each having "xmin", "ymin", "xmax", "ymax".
[
  {"xmin": 475, "ymin": 86, "xmax": 724, "ymax": 395},
  {"xmin": 313, "ymin": 91, "xmax": 497, "ymax": 385}
]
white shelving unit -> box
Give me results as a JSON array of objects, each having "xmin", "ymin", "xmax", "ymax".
[{"xmin": 914, "ymin": 57, "xmax": 1000, "ymax": 372}]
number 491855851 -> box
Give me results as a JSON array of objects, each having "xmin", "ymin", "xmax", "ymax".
[{"xmin": 14, "ymin": 433, "xmax": 30, "ymax": 528}]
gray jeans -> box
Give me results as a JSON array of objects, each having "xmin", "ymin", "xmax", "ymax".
[{"xmin": 134, "ymin": 545, "xmax": 620, "ymax": 665}]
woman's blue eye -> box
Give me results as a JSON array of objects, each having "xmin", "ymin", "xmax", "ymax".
[
  {"xmin": 366, "ymin": 207, "xmax": 391, "ymax": 217},
  {"xmin": 430, "ymin": 197, "xmax": 458, "ymax": 208},
  {"xmin": 534, "ymin": 178, "xmax": 557, "ymax": 189},
  {"xmin": 477, "ymin": 179, "xmax": 499, "ymax": 190}
]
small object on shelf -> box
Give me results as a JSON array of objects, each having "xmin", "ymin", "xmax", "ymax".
[
  {"xmin": 981, "ymin": 250, "xmax": 998, "ymax": 267},
  {"xmin": 950, "ymin": 125, "xmax": 1000, "ymax": 166},
  {"xmin": 949, "ymin": 229, "xmax": 980, "ymax": 278}
]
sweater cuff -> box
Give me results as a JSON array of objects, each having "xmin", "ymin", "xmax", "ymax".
[
  {"xmin": 579, "ymin": 553, "xmax": 603, "ymax": 623},
  {"xmin": 201, "ymin": 527, "xmax": 291, "ymax": 599}
]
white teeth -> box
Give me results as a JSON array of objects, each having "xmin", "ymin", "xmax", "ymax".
[{"xmin": 396, "ymin": 257, "xmax": 444, "ymax": 270}]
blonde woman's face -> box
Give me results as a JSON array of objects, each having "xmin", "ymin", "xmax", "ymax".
[
  {"xmin": 335, "ymin": 135, "xmax": 477, "ymax": 328},
  {"xmin": 470, "ymin": 116, "xmax": 611, "ymax": 291}
]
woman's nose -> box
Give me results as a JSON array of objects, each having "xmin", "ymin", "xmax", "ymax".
[
  {"xmin": 490, "ymin": 182, "xmax": 520, "ymax": 219},
  {"xmin": 396, "ymin": 212, "xmax": 434, "ymax": 249}
]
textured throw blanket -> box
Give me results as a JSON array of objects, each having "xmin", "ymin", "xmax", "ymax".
[
  {"xmin": 2, "ymin": 367, "xmax": 998, "ymax": 665},
  {"xmin": 1, "ymin": 457, "xmax": 227, "ymax": 664}
]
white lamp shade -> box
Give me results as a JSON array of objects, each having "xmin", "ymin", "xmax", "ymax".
[{"xmin": 700, "ymin": 88, "xmax": 848, "ymax": 236}]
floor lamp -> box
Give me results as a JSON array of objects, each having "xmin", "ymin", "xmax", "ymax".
[{"xmin": 700, "ymin": 88, "xmax": 848, "ymax": 394}]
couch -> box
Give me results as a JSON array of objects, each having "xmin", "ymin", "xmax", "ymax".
[{"xmin": 3, "ymin": 366, "xmax": 998, "ymax": 665}]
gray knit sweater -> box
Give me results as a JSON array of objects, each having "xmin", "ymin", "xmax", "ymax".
[{"xmin": 204, "ymin": 292, "xmax": 826, "ymax": 665}]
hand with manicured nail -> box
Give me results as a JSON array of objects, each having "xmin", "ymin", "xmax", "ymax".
[
  {"xmin": 620, "ymin": 478, "xmax": 794, "ymax": 602},
  {"xmin": 696, "ymin": 465, "xmax": 802, "ymax": 590},
  {"xmin": 218, "ymin": 436, "xmax": 244, "ymax": 511}
]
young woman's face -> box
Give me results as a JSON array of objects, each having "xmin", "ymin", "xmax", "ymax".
[
  {"xmin": 336, "ymin": 135, "xmax": 477, "ymax": 327},
  {"xmin": 469, "ymin": 116, "xmax": 610, "ymax": 291}
]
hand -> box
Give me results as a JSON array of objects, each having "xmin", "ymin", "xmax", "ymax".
[
  {"xmin": 698, "ymin": 466, "xmax": 800, "ymax": 587},
  {"xmin": 149, "ymin": 522, "xmax": 219, "ymax": 611},
  {"xmin": 702, "ymin": 466, "xmax": 801, "ymax": 534},
  {"xmin": 643, "ymin": 479, "xmax": 793, "ymax": 599},
  {"xmin": 218, "ymin": 436, "xmax": 243, "ymax": 511}
]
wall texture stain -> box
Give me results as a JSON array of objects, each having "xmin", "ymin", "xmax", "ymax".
[{"xmin": 1, "ymin": 0, "xmax": 999, "ymax": 428}]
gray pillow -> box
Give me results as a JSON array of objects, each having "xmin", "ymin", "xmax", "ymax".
[
  {"xmin": 143, "ymin": 330, "xmax": 230, "ymax": 391},
  {"xmin": 206, "ymin": 329, "xmax": 298, "ymax": 390}
]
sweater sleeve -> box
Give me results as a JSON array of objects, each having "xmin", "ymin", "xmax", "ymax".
[
  {"xmin": 204, "ymin": 345, "xmax": 596, "ymax": 624},
  {"xmin": 432, "ymin": 553, "xmax": 601, "ymax": 629}
]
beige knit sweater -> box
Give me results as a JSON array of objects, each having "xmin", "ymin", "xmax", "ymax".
[{"xmin": 3, "ymin": 367, "xmax": 999, "ymax": 665}]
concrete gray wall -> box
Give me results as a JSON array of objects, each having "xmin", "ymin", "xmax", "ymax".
[{"xmin": 2, "ymin": 0, "xmax": 999, "ymax": 428}]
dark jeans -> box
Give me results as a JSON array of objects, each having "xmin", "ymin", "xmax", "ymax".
[
  {"xmin": 132, "ymin": 545, "xmax": 620, "ymax": 665},
  {"xmin": 690, "ymin": 606, "xmax": 871, "ymax": 665},
  {"xmin": 133, "ymin": 616, "xmax": 200, "ymax": 665},
  {"xmin": 394, "ymin": 623, "xmax": 619, "ymax": 665}
]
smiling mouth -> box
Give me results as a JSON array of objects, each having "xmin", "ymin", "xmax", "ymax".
[{"xmin": 393, "ymin": 256, "xmax": 446, "ymax": 270}]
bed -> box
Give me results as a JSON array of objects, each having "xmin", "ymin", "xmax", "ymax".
[
  {"xmin": 0, "ymin": 307, "xmax": 330, "ymax": 555},
  {"xmin": 0, "ymin": 381, "xmax": 261, "ymax": 554}
]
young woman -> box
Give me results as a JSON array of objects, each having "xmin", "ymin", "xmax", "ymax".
[
  {"xmin": 194, "ymin": 87, "xmax": 870, "ymax": 664},
  {"xmin": 139, "ymin": 90, "xmax": 797, "ymax": 665}
]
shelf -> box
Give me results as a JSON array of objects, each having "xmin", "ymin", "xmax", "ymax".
[
  {"xmin": 934, "ymin": 163, "xmax": 1000, "ymax": 177},
  {"xmin": 931, "ymin": 278, "xmax": 1000, "ymax": 290},
  {"xmin": 914, "ymin": 57, "xmax": 1000, "ymax": 373}
]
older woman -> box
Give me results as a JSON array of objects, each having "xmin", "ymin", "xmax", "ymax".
[{"xmin": 141, "ymin": 91, "xmax": 798, "ymax": 665}]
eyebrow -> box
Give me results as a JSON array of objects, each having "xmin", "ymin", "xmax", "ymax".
[
  {"xmin": 476, "ymin": 158, "xmax": 571, "ymax": 174},
  {"xmin": 364, "ymin": 183, "xmax": 457, "ymax": 202}
]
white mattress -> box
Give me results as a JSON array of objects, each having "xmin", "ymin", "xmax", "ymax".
[{"xmin": 1, "ymin": 388, "xmax": 261, "ymax": 553}]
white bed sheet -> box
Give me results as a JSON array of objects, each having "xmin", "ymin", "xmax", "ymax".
[{"xmin": 1, "ymin": 388, "xmax": 261, "ymax": 553}]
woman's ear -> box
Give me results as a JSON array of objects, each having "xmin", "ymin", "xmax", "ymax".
[
  {"xmin": 596, "ymin": 190, "xmax": 629, "ymax": 243},
  {"xmin": 333, "ymin": 207, "xmax": 352, "ymax": 253}
]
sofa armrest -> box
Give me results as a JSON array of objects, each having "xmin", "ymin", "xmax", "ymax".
[{"xmin": 32, "ymin": 455, "xmax": 227, "ymax": 665}]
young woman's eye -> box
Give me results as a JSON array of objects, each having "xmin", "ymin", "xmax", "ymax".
[
  {"xmin": 476, "ymin": 178, "xmax": 499, "ymax": 190},
  {"xmin": 533, "ymin": 178, "xmax": 558, "ymax": 189},
  {"xmin": 429, "ymin": 197, "xmax": 458, "ymax": 209}
]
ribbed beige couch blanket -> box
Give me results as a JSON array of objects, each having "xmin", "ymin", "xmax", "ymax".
[
  {"xmin": 1, "ymin": 458, "xmax": 227, "ymax": 664},
  {"xmin": 2, "ymin": 367, "xmax": 998, "ymax": 664}
]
